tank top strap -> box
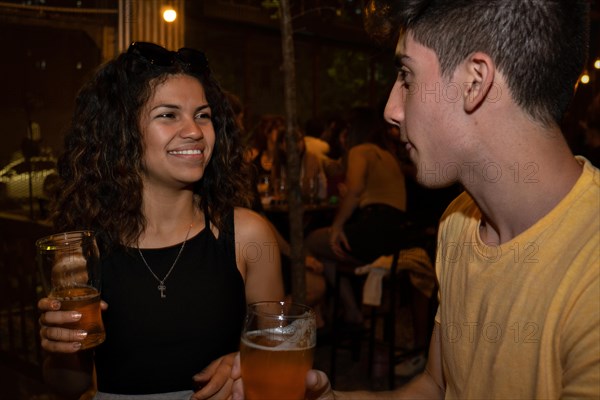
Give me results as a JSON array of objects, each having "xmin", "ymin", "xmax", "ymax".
[
  {"xmin": 217, "ymin": 209, "xmax": 235, "ymax": 244},
  {"xmin": 203, "ymin": 205, "xmax": 211, "ymax": 233},
  {"xmin": 207, "ymin": 207, "xmax": 236, "ymax": 268}
]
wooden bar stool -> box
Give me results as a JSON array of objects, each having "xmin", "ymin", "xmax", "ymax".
[
  {"xmin": 329, "ymin": 262, "xmax": 366, "ymax": 385},
  {"xmin": 329, "ymin": 249, "xmax": 402, "ymax": 389}
]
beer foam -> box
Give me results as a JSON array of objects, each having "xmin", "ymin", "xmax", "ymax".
[
  {"xmin": 55, "ymin": 253, "xmax": 87, "ymax": 269},
  {"xmin": 243, "ymin": 316, "xmax": 316, "ymax": 351},
  {"xmin": 51, "ymin": 252, "xmax": 89, "ymax": 287},
  {"xmin": 286, "ymin": 317, "xmax": 316, "ymax": 348},
  {"xmin": 241, "ymin": 333, "xmax": 314, "ymax": 352}
]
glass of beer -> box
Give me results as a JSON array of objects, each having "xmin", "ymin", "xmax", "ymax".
[
  {"xmin": 36, "ymin": 230, "xmax": 105, "ymax": 350},
  {"xmin": 240, "ymin": 301, "xmax": 316, "ymax": 400}
]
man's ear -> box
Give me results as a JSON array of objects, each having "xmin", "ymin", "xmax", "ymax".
[{"xmin": 462, "ymin": 52, "xmax": 495, "ymax": 113}]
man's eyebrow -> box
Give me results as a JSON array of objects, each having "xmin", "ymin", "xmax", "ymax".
[{"xmin": 394, "ymin": 54, "xmax": 411, "ymax": 69}]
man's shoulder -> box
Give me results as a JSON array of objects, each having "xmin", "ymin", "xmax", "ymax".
[
  {"xmin": 563, "ymin": 157, "xmax": 600, "ymax": 216},
  {"xmin": 440, "ymin": 191, "xmax": 477, "ymax": 219},
  {"xmin": 435, "ymin": 191, "xmax": 480, "ymax": 244},
  {"xmin": 580, "ymin": 156, "xmax": 600, "ymax": 193}
]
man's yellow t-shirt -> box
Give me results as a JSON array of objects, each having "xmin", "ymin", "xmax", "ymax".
[{"xmin": 435, "ymin": 157, "xmax": 600, "ymax": 399}]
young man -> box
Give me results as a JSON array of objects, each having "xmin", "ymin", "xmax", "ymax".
[{"xmin": 230, "ymin": 0, "xmax": 599, "ymax": 399}]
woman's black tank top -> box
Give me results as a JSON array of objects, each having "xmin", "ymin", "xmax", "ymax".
[{"xmin": 95, "ymin": 210, "xmax": 246, "ymax": 394}]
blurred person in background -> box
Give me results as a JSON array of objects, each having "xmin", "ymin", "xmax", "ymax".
[
  {"xmin": 245, "ymin": 114, "xmax": 285, "ymax": 185},
  {"xmin": 305, "ymin": 106, "xmax": 411, "ymax": 325},
  {"xmin": 271, "ymin": 123, "xmax": 328, "ymax": 204}
]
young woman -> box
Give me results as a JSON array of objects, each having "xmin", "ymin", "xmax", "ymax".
[{"xmin": 37, "ymin": 42, "xmax": 283, "ymax": 399}]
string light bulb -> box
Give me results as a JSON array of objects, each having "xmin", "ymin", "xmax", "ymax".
[
  {"xmin": 580, "ymin": 72, "xmax": 590, "ymax": 85},
  {"xmin": 594, "ymin": 58, "xmax": 600, "ymax": 70},
  {"xmin": 163, "ymin": 8, "xmax": 177, "ymax": 23}
]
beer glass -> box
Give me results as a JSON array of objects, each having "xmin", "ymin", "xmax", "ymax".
[
  {"xmin": 36, "ymin": 230, "xmax": 105, "ymax": 350},
  {"xmin": 240, "ymin": 301, "xmax": 316, "ymax": 400},
  {"xmin": 302, "ymin": 175, "xmax": 319, "ymax": 205},
  {"xmin": 257, "ymin": 175, "xmax": 273, "ymax": 206},
  {"xmin": 257, "ymin": 175, "xmax": 271, "ymax": 197}
]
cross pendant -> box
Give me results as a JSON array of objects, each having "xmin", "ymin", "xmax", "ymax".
[{"xmin": 158, "ymin": 283, "xmax": 166, "ymax": 298}]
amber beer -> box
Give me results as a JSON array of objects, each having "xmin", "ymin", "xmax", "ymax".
[
  {"xmin": 240, "ymin": 330, "xmax": 315, "ymax": 400},
  {"xmin": 50, "ymin": 286, "xmax": 105, "ymax": 350},
  {"xmin": 240, "ymin": 301, "xmax": 316, "ymax": 400},
  {"xmin": 37, "ymin": 230, "xmax": 105, "ymax": 350}
]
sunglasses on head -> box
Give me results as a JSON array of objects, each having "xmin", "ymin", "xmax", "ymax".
[{"xmin": 127, "ymin": 41, "xmax": 210, "ymax": 75}]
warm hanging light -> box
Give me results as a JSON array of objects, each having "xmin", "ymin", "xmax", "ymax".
[
  {"xmin": 163, "ymin": 8, "xmax": 177, "ymax": 23},
  {"xmin": 594, "ymin": 58, "xmax": 600, "ymax": 70},
  {"xmin": 580, "ymin": 72, "xmax": 590, "ymax": 84}
]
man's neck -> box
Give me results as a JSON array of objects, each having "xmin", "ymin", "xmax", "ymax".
[{"xmin": 463, "ymin": 123, "xmax": 582, "ymax": 246}]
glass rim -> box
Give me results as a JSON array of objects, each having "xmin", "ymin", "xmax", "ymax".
[
  {"xmin": 36, "ymin": 230, "xmax": 96, "ymax": 251},
  {"xmin": 247, "ymin": 300, "xmax": 315, "ymax": 318}
]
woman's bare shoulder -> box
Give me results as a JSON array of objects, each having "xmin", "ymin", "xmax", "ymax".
[
  {"xmin": 233, "ymin": 207, "xmax": 265, "ymax": 222},
  {"xmin": 233, "ymin": 207, "xmax": 273, "ymax": 239}
]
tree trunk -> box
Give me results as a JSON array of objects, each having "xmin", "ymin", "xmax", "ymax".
[{"xmin": 279, "ymin": 0, "xmax": 306, "ymax": 304}]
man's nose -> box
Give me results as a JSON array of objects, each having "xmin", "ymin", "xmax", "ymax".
[{"xmin": 384, "ymin": 81, "xmax": 405, "ymax": 126}]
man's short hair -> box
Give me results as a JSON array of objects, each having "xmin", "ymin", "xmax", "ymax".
[{"xmin": 365, "ymin": 0, "xmax": 590, "ymax": 126}]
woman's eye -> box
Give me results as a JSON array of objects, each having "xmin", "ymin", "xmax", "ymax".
[
  {"xmin": 196, "ymin": 112, "xmax": 212, "ymax": 120},
  {"xmin": 157, "ymin": 113, "xmax": 175, "ymax": 119}
]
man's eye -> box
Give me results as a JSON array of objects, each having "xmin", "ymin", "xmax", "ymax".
[{"xmin": 399, "ymin": 70, "xmax": 410, "ymax": 88}]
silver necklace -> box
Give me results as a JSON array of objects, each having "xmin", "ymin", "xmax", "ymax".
[{"xmin": 137, "ymin": 219, "xmax": 194, "ymax": 299}]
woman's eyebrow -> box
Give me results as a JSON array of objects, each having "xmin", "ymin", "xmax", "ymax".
[{"xmin": 150, "ymin": 103, "xmax": 210, "ymax": 112}]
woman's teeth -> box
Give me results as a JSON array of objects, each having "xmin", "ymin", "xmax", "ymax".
[{"xmin": 169, "ymin": 149, "xmax": 203, "ymax": 155}]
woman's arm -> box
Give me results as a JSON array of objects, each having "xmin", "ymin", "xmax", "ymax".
[
  {"xmin": 43, "ymin": 351, "xmax": 95, "ymax": 399},
  {"xmin": 234, "ymin": 207, "xmax": 285, "ymax": 303},
  {"xmin": 330, "ymin": 147, "xmax": 367, "ymax": 255},
  {"xmin": 191, "ymin": 208, "xmax": 285, "ymax": 399},
  {"xmin": 38, "ymin": 297, "xmax": 98, "ymax": 398},
  {"xmin": 263, "ymin": 216, "xmax": 291, "ymax": 258}
]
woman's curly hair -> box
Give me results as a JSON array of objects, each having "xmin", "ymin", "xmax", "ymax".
[{"xmin": 52, "ymin": 46, "xmax": 253, "ymax": 252}]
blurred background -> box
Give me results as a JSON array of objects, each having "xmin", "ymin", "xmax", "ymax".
[{"xmin": 0, "ymin": 0, "xmax": 598, "ymax": 219}]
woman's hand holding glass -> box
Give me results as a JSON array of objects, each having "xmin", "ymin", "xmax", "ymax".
[
  {"xmin": 38, "ymin": 298, "xmax": 108, "ymax": 353},
  {"xmin": 191, "ymin": 352, "xmax": 236, "ymax": 400}
]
